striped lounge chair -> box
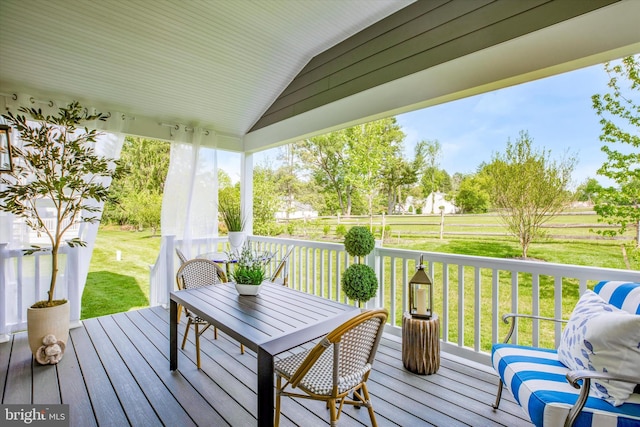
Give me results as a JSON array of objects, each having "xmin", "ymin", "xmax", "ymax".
[{"xmin": 491, "ymin": 281, "xmax": 640, "ymax": 427}]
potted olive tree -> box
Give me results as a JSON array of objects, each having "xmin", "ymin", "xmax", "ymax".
[
  {"xmin": 0, "ymin": 102, "xmax": 119, "ymax": 363},
  {"xmin": 341, "ymin": 226, "xmax": 378, "ymax": 307}
]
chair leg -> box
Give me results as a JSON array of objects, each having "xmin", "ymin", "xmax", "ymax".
[
  {"xmin": 181, "ymin": 318, "xmax": 192, "ymax": 349},
  {"xmin": 240, "ymin": 343, "xmax": 245, "ymax": 354},
  {"xmin": 274, "ymin": 375, "xmax": 282, "ymax": 427},
  {"xmin": 214, "ymin": 326, "xmax": 218, "ymax": 340},
  {"xmin": 492, "ymin": 380, "xmax": 504, "ymax": 410},
  {"xmin": 361, "ymin": 383, "xmax": 378, "ymax": 427},
  {"xmin": 328, "ymin": 398, "xmax": 338, "ymax": 427},
  {"xmin": 195, "ymin": 323, "xmax": 201, "ymax": 369}
]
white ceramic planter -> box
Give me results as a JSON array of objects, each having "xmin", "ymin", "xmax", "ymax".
[
  {"xmin": 234, "ymin": 282, "xmax": 262, "ymax": 296},
  {"xmin": 227, "ymin": 231, "xmax": 246, "ymax": 256},
  {"xmin": 27, "ymin": 300, "xmax": 70, "ymax": 363}
]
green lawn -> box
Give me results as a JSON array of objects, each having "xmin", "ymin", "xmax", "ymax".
[{"xmin": 81, "ymin": 227, "xmax": 161, "ymax": 319}]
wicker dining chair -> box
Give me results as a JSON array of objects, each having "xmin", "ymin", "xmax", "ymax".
[
  {"xmin": 274, "ymin": 308, "xmax": 388, "ymax": 426},
  {"xmin": 270, "ymin": 245, "xmax": 294, "ymax": 286},
  {"xmin": 175, "ymin": 247, "xmax": 188, "ymax": 264},
  {"xmin": 176, "ymin": 259, "xmax": 243, "ymax": 368}
]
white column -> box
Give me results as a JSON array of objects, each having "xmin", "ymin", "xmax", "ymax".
[{"xmin": 240, "ymin": 152, "xmax": 254, "ymax": 235}]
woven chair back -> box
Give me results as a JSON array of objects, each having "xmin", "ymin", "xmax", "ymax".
[
  {"xmin": 289, "ymin": 308, "xmax": 388, "ymax": 389},
  {"xmin": 176, "ymin": 259, "xmax": 221, "ymax": 291}
]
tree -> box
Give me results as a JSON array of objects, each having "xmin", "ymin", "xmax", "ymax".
[
  {"xmin": 295, "ymin": 118, "xmax": 405, "ymax": 216},
  {"xmin": 345, "ymin": 118, "xmax": 405, "ymax": 217},
  {"xmin": 381, "ymin": 141, "xmax": 424, "ymax": 214},
  {"xmin": 485, "ymin": 130, "xmax": 576, "ymax": 258},
  {"xmin": 574, "ymin": 178, "xmax": 603, "ymax": 203},
  {"xmin": 295, "ymin": 132, "xmax": 352, "ymax": 215},
  {"xmin": 253, "ymin": 165, "xmax": 281, "ymax": 236},
  {"xmin": 420, "ymin": 140, "xmax": 442, "ymax": 213},
  {"xmin": 454, "ymin": 174, "xmax": 490, "ymax": 213},
  {"xmin": 592, "ymin": 55, "xmax": 640, "ymax": 247},
  {"xmin": 0, "ymin": 102, "xmax": 120, "ymax": 305},
  {"xmin": 103, "ymin": 137, "xmax": 169, "ymax": 232}
]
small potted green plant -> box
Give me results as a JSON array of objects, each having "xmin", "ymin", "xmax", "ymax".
[
  {"xmin": 229, "ymin": 244, "xmax": 267, "ymax": 295},
  {"xmin": 341, "ymin": 226, "xmax": 378, "ymax": 307},
  {"xmin": 218, "ymin": 191, "xmax": 246, "ymax": 255}
]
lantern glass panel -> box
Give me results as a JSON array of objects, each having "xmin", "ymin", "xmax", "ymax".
[{"xmin": 410, "ymin": 282, "xmax": 432, "ymax": 319}]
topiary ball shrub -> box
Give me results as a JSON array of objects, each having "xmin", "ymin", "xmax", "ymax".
[
  {"xmin": 341, "ymin": 264, "xmax": 378, "ymax": 305},
  {"xmin": 344, "ymin": 226, "xmax": 375, "ymax": 258}
]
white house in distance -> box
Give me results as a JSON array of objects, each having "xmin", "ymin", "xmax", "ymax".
[
  {"xmin": 424, "ymin": 192, "xmax": 459, "ymax": 214},
  {"xmin": 400, "ymin": 193, "xmax": 459, "ymax": 215},
  {"xmin": 275, "ymin": 200, "xmax": 318, "ymax": 220}
]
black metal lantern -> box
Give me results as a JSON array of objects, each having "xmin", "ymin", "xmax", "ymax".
[
  {"xmin": 0, "ymin": 124, "xmax": 13, "ymax": 172},
  {"xmin": 408, "ymin": 255, "xmax": 433, "ymax": 319}
]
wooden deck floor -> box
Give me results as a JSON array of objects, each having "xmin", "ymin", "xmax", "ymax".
[{"xmin": 0, "ymin": 307, "xmax": 532, "ymax": 426}]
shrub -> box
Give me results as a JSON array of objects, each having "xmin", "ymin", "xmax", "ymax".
[
  {"xmin": 286, "ymin": 222, "xmax": 296, "ymax": 236},
  {"xmin": 341, "ymin": 264, "xmax": 378, "ymax": 305},
  {"xmin": 323, "ymin": 224, "xmax": 331, "ymax": 236},
  {"xmin": 335, "ymin": 224, "xmax": 347, "ymax": 237},
  {"xmin": 344, "ymin": 226, "xmax": 375, "ymax": 258}
]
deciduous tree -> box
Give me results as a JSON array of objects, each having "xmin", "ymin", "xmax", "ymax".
[
  {"xmin": 592, "ymin": 55, "xmax": 640, "ymax": 247},
  {"xmin": 485, "ymin": 130, "xmax": 576, "ymax": 258}
]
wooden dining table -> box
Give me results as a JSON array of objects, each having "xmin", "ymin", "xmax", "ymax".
[{"xmin": 169, "ymin": 281, "xmax": 360, "ymax": 427}]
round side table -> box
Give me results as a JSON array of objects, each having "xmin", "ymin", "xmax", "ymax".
[{"xmin": 402, "ymin": 312, "xmax": 440, "ymax": 375}]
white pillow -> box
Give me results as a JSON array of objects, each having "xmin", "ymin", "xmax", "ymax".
[{"xmin": 557, "ymin": 290, "xmax": 640, "ymax": 406}]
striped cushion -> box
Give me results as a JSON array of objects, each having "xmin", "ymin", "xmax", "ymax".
[
  {"xmin": 594, "ymin": 281, "xmax": 640, "ymax": 314},
  {"xmin": 492, "ymin": 344, "xmax": 640, "ymax": 427}
]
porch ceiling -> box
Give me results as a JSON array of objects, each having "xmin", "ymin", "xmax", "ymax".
[
  {"xmin": 1, "ymin": 1, "xmax": 639, "ymax": 153},
  {"xmin": 0, "ymin": 0, "xmax": 412, "ymax": 150}
]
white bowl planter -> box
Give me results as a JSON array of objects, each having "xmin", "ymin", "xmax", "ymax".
[{"xmin": 234, "ymin": 282, "xmax": 262, "ymax": 296}]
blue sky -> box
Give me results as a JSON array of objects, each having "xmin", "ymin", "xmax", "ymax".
[
  {"xmin": 395, "ymin": 63, "xmax": 612, "ymax": 188},
  {"xmin": 236, "ymin": 61, "xmax": 620, "ymax": 188}
]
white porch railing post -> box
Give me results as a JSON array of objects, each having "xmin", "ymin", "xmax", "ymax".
[
  {"xmin": 241, "ymin": 153, "xmax": 254, "ymax": 235},
  {"xmin": 367, "ymin": 240, "xmax": 382, "ymax": 309},
  {"xmin": 164, "ymin": 235, "xmax": 176, "ymax": 307},
  {"xmin": 66, "ymin": 247, "xmax": 83, "ymax": 328},
  {"xmin": 0, "ymin": 243, "xmax": 9, "ymax": 342}
]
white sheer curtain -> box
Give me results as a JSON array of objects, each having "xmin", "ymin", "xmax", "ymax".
[
  {"xmin": 161, "ymin": 127, "xmax": 219, "ymax": 258},
  {"xmin": 149, "ymin": 127, "xmax": 219, "ymax": 308}
]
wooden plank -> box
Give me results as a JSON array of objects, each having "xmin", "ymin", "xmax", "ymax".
[
  {"xmin": 114, "ymin": 311, "xmax": 230, "ymax": 427},
  {"xmin": 2, "ymin": 307, "xmax": 537, "ymax": 427},
  {"xmin": 0, "ymin": 337, "xmax": 13, "ymax": 402},
  {"xmin": 96, "ymin": 315, "xmax": 196, "ymax": 426},
  {"xmin": 69, "ymin": 325, "xmax": 129, "ymax": 426},
  {"xmin": 3, "ymin": 333, "xmax": 32, "ymax": 403},
  {"xmin": 82, "ymin": 318, "xmax": 161, "ymax": 426},
  {"xmin": 31, "ymin": 359, "xmax": 60, "ymax": 404},
  {"xmin": 132, "ymin": 307, "xmax": 256, "ymax": 426},
  {"xmin": 378, "ymin": 340, "xmax": 528, "ymax": 419},
  {"xmin": 57, "ymin": 334, "xmax": 97, "ymax": 427},
  {"xmin": 374, "ymin": 341, "xmax": 532, "ymax": 426}
]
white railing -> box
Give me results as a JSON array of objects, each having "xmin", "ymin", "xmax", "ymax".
[
  {"xmin": 0, "ymin": 243, "xmax": 83, "ymax": 342},
  {"xmin": 4, "ymin": 233, "xmax": 638, "ymax": 366},
  {"xmin": 151, "ymin": 236, "xmax": 639, "ymax": 365},
  {"xmin": 245, "ymin": 236, "xmax": 640, "ymax": 366},
  {"xmin": 148, "ymin": 235, "xmax": 228, "ymax": 307}
]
